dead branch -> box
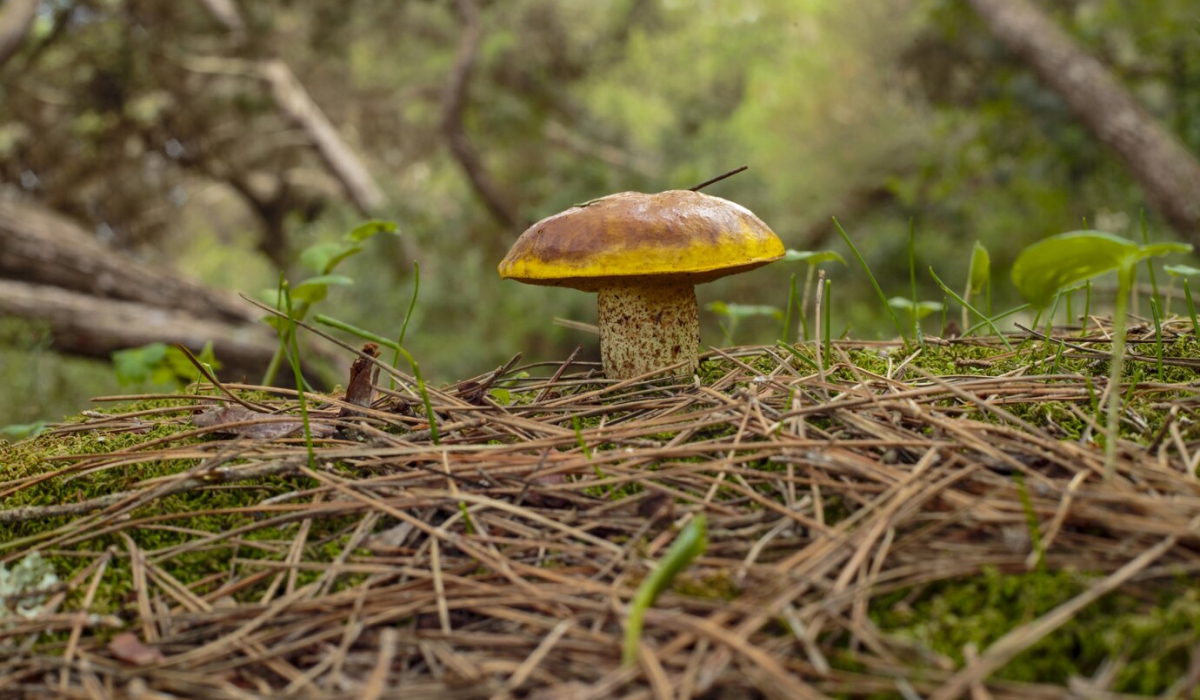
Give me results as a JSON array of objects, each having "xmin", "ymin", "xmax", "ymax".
[
  {"xmin": 968, "ymin": 0, "xmax": 1200, "ymax": 239},
  {"xmin": 0, "ymin": 0, "xmax": 37, "ymax": 67},
  {"xmin": 194, "ymin": 0, "xmax": 246, "ymax": 41},
  {"xmin": 0, "ymin": 280, "xmax": 281, "ymax": 381},
  {"xmin": 0, "ymin": 197, "xmax": 258, "ymax": 324},
  {"xmin": 259, "ymin": 59, "xmax": 386, "ymax": 215}
]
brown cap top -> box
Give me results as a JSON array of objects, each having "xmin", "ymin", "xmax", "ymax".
[{"xmin": 497, "ymin": 190, "xmax": 784, "ymax": 291}]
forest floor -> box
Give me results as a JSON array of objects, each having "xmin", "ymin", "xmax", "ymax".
[{"xmin": 3, "ymin": 323, "xmax": 1200, "ymax": 699}]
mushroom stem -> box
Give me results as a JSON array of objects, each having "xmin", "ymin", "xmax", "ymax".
[{"xmin": 597, "ymin": 283, "xmax": 699, "ymax": 379}]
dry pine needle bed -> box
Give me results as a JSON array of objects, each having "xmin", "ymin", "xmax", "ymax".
[{"xmin": 3, "ymin": 324, "xmax": 1200, "ymax": 699}]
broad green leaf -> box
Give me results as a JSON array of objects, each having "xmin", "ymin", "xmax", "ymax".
[
  {"xmin": 291, "ymin": 275, "xmax": 354, "ymax": 304},
  {"xmin": 1, "ymin": 421, "xmax": 47, "ymax": 441},
  {"xmin": 782, "ymin": 249, "xmax": 846, "ymax": 266},
  {"xmin": 1164, "ymin": 264, "xmax": 1200, "ymax": 277},
  {"xmin": 888, "ymin": 297, "xmax": 943, "ymax": 320},
  {"xmin": 112, "ymin": 342, "xmax": 169, "ymax": 385},
  {"xmin": 968, "ymin": 241, "xmax": 990, "ymax": 295},
  {"xmin": 706, "ymin": 302, "xmax": 783, "ymax": 321},
  {"xmin": 346, "ymin": 219, "xmax": 398, "ymax": 242},
  {"xmin": 489, "ymin": 388, "xmax": 512, "ymax": 405},
  {"xmin": 1011, "ymin": 231, "xmax": 1190, "ymax": 308},
  {"xmin": 300, "ymin": 242, "xmax": 361, "ymax": 275}
]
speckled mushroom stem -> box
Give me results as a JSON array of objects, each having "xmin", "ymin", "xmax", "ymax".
[{"xmin": 597, "ymin": 283, "xmax": 699, "ymax": 379}]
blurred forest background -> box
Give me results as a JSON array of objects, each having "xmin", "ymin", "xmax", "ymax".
[{"xmin": 1, "ymin": 0, "xmax": 1199, "ymax": 427}]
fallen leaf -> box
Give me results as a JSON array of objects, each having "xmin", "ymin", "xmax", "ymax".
[
  {"xmin": 108, "ymin": 632, "xmax": 165, "ymax": 666},
  {"xmin": 340, "ymin": 343, "xmax": 381, "ymax": 417},
  {"xmin": 192, "ymin": 406, "xmax": 336, "ymax": 440}
]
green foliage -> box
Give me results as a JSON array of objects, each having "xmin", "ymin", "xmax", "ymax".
[
  {"xmin": 967, "ymin": 241, "xmax": 991, "ymax": 296},
  {"xmin": 887, "ymin": 297, "xmax": 943, "ymax": 332},
  {"xmin": 834, "ymin": 218, "xmax": 909, "ymax": 344},
  {"xmin": 262, "ymin": 220, "xmax": 399, "ymax": 384},
  {"xmin": 1010, "ymin": 230, "xmax": 1191, "ymax": 475},
  {"xmin": 874, "ymin": 569, "xmax": 1200, "ymax": 693},
  {"xmin": 1165, "ymin": 264, "xmax": 1200, "ymax": 277},
  {"xmin": 782, "ymin": 250, "xmax": 847, "ymax": 266},
  {"xmin": 708, "ymin": 302, "xmax": 784, "ymax": 345},
  {"xmin": 1011, "ymin": 231, "xmax": 1191, "ymax": 309},
  {"xmin": 111, "ymin": 342, "xmax": 221, "ymax": 389},
  {"xmin": 0, "ymin": 421, "xmax": 48, "ymax": 442}
]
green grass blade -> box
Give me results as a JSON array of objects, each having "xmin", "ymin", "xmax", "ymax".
[
  {"xmin": 775, "ymin": 340, "xmax": 819, "ymax": 370},
  {"xmin": 1186, "ymin": 278, "xmax": 1199, "ymax": 338},
  {"xmin": 928, "ymin": 267, "xmax": 1012, "ymax": 350},
  {"xmin": 282, "ymin": 284, "xmax": 316, "ymax": 469},
  {"xmin": 315, "ymin": 314, "xmax": 439, "ymax": 445},
  {"xmin": 822, "ymin": 279, "xmax": 832, "ymax": 365},
  {"xmin": 832, "ymin": 217, "xmax": 908, "ymax": 344},
  {"xmin": 392, "ymin": 260, "xmax": 421, "ymax": 390},
  {"xmin": 1150, "ymin": 296, "xmax": 1164, "ymax": 382},
  {"xmin": 623, "ymin": 515, "xmax": 707, "ymax": 667},
  {"xmin": 1141, "ymin": 211, "xmax": 1161, "ymax": 310}
]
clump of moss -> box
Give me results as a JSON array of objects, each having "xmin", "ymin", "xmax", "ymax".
[{"xmin": 869, "ymin": 567, "xmax": 1200, "ymax": 693}]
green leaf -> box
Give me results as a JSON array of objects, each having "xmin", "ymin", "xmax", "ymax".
[
  {"xmin": 162, "ymin": 342, "xmax": 221, "ymax": 383},
  {"xmin": 300, "ymin": 242, "xmax": 361, "ymax": 275},
  {"xmin": 291, "ymin": 275, "xmax": 354, "ymax": 304},
  {"xmin": 623, "ymin": 515, "xmax": 707, "ymax": 667},
  {"xmin": 887, "ymin": 297, "xmax": 942, "ymax": 320},
  {"xmin": 112, "ymin": 343, "xmax": 169, "ymax": 385},
  {"xmin": 1, "ymin": 421, "xmax": 47, "ymax": 441},
  {"xmin": 1164, "ymin": 264, "xmax": 1200, "ymax": 277},
  {"xmin": 1011, "ymin": 231, "xmax": 1190, "ymax": 308},
  {"xmin": 489, "ymin": 388, "xmax": 512, "ymax": 405},
  {"xmin": 346, "ymin": 219, "xmax": 398, "ymax": 242},
  {"xmin": 782, "ymin": 249, "xmax": 846, "ymax": 266},
  {"xmin": 968, "ymin": 241, "xmax": 990, "ymax": 295},
  {"xmin": 706, "ymin": 302, "xmax": 783, "ymax": 321}
]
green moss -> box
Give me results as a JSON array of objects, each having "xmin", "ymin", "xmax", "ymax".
[{"xmin": 868, "ymin": 567, "xmax": 1200, "ymax": 694}]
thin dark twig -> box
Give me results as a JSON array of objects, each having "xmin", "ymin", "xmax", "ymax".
[{"xmin": 688, "ymin": 165, "xmax": 748, "ymax": 192}]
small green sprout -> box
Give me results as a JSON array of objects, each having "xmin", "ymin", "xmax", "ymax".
[
  {"xmin": 832, "ymin": 218, "xmax": 909, "ymax": 344},
  {"xmin": 1011, "ymin": 230, "xmax": 1191, "ymax": 476},
  {"xmin": 964, "ymin": 241, "xmax": 991, "ymax": 327},
  {"xmin": 929, "ymin": 268, "xmax": 1011, "ymax": 349},
  {"xmin": 707, "ymin": 302, "xmax": 783, "ymax": 345},
  {"xmin": 112, "ymin": 341, "xmax": 221, "ymax": 389},
  {"xmin": 782, "ymin": 249, "xmax": 846, "ymax": 341},
  {"xmin": 887, "ymin": 297, "xmax": 944, "ymax": 331},
  {"xmin": 0, "ymin": 421, "xmax": 47, "ymax": 442},
  {"xmin": 623, "ymin": 514, "xmax": 707, "ymax": 667},
  {"xmin": 1164, "ymin": 265, "xmax": 1200, "ymax": 320},
  {"xmin": 262, "ymin": 220, "xmax": 399, "ymax": 385}
]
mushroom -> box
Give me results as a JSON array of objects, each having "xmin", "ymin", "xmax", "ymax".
[{"xmin": 498, "ymin": 190, "xmax": 784, "ymax": 379}]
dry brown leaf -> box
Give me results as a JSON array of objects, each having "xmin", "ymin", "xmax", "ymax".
[{"xmin": 108, "ymin": 632, "xmax": 165, "ymax": 666}]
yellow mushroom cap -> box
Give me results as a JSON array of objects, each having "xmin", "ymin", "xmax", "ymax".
[{"xmin": 498, "ymin": 190, "xmax": 784, "ymax": 291}]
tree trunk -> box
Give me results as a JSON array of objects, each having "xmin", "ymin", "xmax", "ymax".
[
  {"xmin": 441, "ymin": 0, "xmax": 521, "ymax": 230},
  {"xmin": 0, "ymin": 198, "xmax": 257, "ymax": 324},
  {"xmin": 259, "ymin": 59, "xmax": 386, "ymax": 215},
  {"xmin": 967, "ymin": 0, "xmax": 1200, "ymax": 240},
  {"xmin": 0, "ymin": 280, "xmax": 279, "ymax": 381},
  {"xmin": 0, "ymin": 0, "xmax": 37, "ymax": 67},
  {"xmin": 0, "ymin": 198, "xmax": 345, "ymax": 384}
]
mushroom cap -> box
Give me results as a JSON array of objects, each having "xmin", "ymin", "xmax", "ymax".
[{"xmin": 498, "ymin": 190, "xmax": 784, "ymax": 291}]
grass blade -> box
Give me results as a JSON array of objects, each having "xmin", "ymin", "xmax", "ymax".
[{"xmin": 832, "ymin": 217, "xmax": 908, "ymax": 344}]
